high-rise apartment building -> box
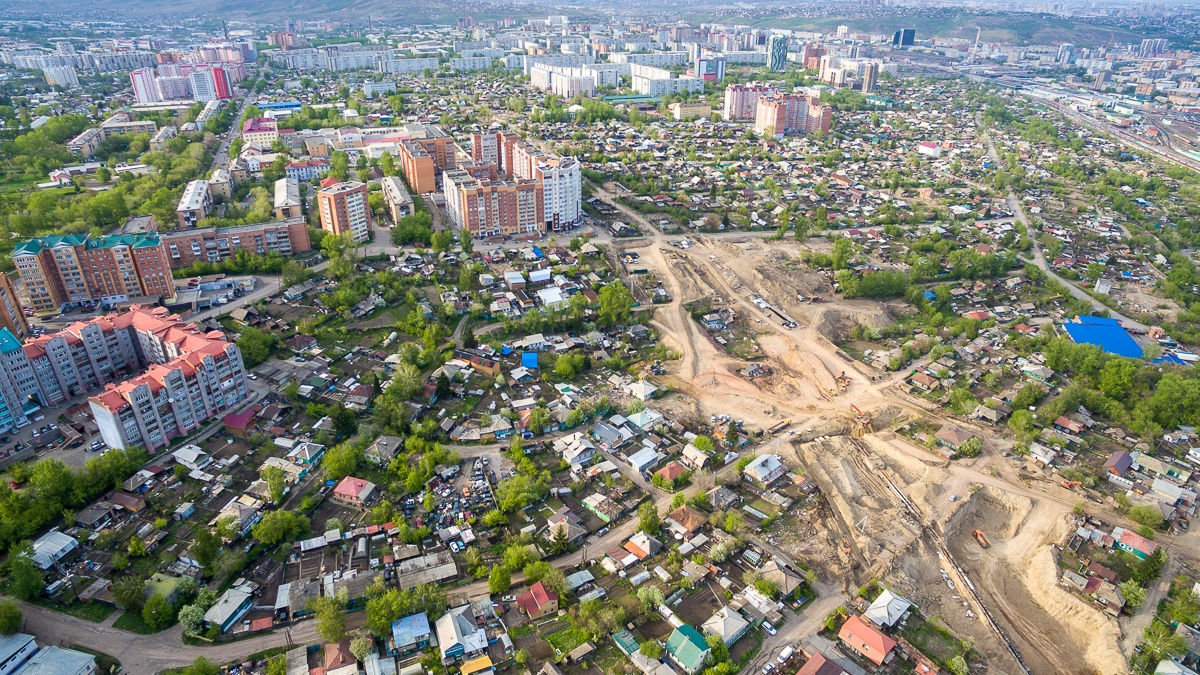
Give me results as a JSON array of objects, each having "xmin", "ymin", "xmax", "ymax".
[
  {"xmin": 443, "ymin": 171, "xmax": 544, "ymax": 238},
  {"xmin": 1139, "ymin": 38, "xmax": 1169, "ymax": 58},
  {"xmin": 861, "ymin": 62, "xmax": 880, "ymax": 93},
  {"xmin": 64, "ymin": 307, "xmax": 249, "ymax": 450},
  {"xmin": 0, "ymin": 274, "xmax": 29, "ymax": 340},
  {"xmin": 724, "ymin": 83, "xmax": 778, "ymax": 121},
  {"xmin": 768, "ymin": 35, "xmax": 788, "ymax": 72},
  {"xmin": 380, "ymin": 176, "xmax": 414, "ymax": 224},
  {"xmin": 469, "ymin": 131, "xmax": 582, "ymax": 232},
  {"xmin": 397, "ymin": 129, "xmax": 456, "ymax": 194},
  {"xmin": 318, "ymin": 181, "xmax": 371, "ymax": 242},
  {"xmin": 130, "ymin": 67, "xmax": 161, "ymax": 104},
  {"xmin": 754, "ymin": 94, "xmax": 833, "ymax": 138},
  {"xmin": 12, "ymin": 233, "xmax": 174, "ymax": 312}
]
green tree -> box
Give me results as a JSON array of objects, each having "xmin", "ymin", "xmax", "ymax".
[
  {"xmin": 597, "ymin": 282, "xmax": 634, "ymax": 327},
  {"xmin": 4, "ymin": 544, "xmax": 43, "ymax": 601},
  {"xmin": 1129, "ymin": 505, "xmax": 1164, "ymax": 529},
  {"xmin": 637, "ymin": 586, "xmax": 665, "ymax": 609},
  {"xmin": 143, "ymin": 593, "xmax": 174, "ymax": 630},
  {"xmin": 236, "ymin": 327, "xmax": 278, "ymax": 368},
  {"xmin": 724, "ymin": 512, "xmax": 744, "ymax": 533},
  {"xmin": 1134, "ymin": 548, "xmax": 1167, "ymax": 584},
  {"xmin": 640, "ymin": 641, "xmax": 662, "ymax": 658},
  {"xmin": 262, "ymin": 465, "xmax": 287, "ymax": 504},
  {"xmin": 191, "ymin": 527, "xmax": 220, "ymax": 568},
  {"xmin": 310, "ymin": 592, "xmax": 348, "ymax": 642},
  {"xmin": 638, "ymin": 501, "xmax": 660, "ymax": 535},
  {"xmin": 112, "ymin": 576, "xmax": 147, "ymax": 612},
  {"xmin": 266, "ymin": 655, "xmax": 288, "ymax": 675},
  {"xmin": 182, "ymin": 657, "xmax": 220, "ymax": 675},
  {"xmin": 350, "ymin": 634, "xmax": 374, "ymax": 663},
  {"xmin": 0, "ymin": 600, "xmax": 21, "ymax": 634},
  {"xmin": 488, "ymin": 566, "xmax": 511, "ymax": 594},
  {"xmin": 693, "ymin": 435, "xmax": 714, "ymax": 452},
  {"xmin": 252, "ymin": 510, "xmax": 309, "ymax": 545},
  {"xmin": 178, "ymin": 604, "xmax": 205, "ymax": 635},
  {"xmin": 1143, "ymin": 620, "xmax": 1186, "ymax": 662}
]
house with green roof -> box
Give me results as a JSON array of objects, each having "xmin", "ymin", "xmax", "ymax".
[
  {"xmin": 143, "ymin": 572, "xmax": 186, "ymax": 605},
  {"xmin": 665, "ymin": 625, "xmax": 711, "ymax": 675}
]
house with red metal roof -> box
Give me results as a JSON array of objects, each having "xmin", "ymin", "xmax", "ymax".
[
  {"xmin": 837, "ymin": 615, "xmax": 896, "ymax": 667},
  {"xmin": 332, "ymin": 476, "xmax": 376, "ymax": 507},
  {"xmin": 516, "ymin": 581, "xmax": 559, "ymax": 619}
]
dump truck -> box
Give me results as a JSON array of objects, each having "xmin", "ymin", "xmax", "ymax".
[{"xmin": 972, "ymin": 529, "xmax": 991, "ymax": 548}]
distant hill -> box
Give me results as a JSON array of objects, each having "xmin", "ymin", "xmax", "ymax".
[{"xmin": 0, "ymin": 0, "xmax": 559, "ymax": 23}]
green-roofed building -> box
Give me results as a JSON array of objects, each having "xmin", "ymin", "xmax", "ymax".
[
  {"xmin": 665, "ymin": 625, "xmax": 710, "ymax": 675},
  {"xmin": 11, "ymin": 232, "xmax": 173, "ymax": 312}
]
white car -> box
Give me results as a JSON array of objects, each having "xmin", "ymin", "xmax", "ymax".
[
  {"xmin": 762, "ymin": 665, "xmax": 775, "ymax": 674},
  {"xmin": 762, "ymin": 622, "xmax": 777, "ymax": 636}
]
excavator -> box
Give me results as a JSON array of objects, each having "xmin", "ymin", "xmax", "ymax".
[
  {"xmin": 850, "ymin": 405, "xmax": 872, "ymax": 438},
  {"xmin": 837, "ymin": 371, "xmax": 852, "ymax": 390},
  {"xmin": 1061, "ymin": 480, "xmax": 1082, "ymax": 490}
]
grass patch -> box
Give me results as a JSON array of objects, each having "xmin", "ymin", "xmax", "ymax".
[
  {"xmin": 899, "ymin": 615, "xmax": 966, "ymax": 666},
  {"xmin": 33, "ymin": 600, "xmax": 114, "ymax": 623},
  {"xmin": 113, "ymin": 610, "xmax": 169, "ymax": 634},
  {"xmin": 546, "ymin": 624, "xmax": 590, "ymax": 654}
]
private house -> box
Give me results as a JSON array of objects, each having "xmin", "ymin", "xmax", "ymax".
[
  {"xmin": 31, "ymin": 531, "xmax": 79, "ymax": 570},
  {"xmin": 863, "ymin": 590, "xmax": 912, "ymax": 628},
  {"xmin": 365, "ymin": 435, "xmax": 403, "ymax": 465},
  {"xmin": 624, "ymin": 531, "xmax": 662, "ymax": 560},
  {"xmin": 390, "ymin": 612, "xmax": 432, "ymax": 655},
  {"xmin": 517, "ymin": 581, "xmax": 559, "ymax": 619},
  {"xmin": 702, "ymin": 606, "xmax": 750, "ymax": 646},
  {"xmin": 547, "ymin": 506, "xmax": 587, "ymax": 543},
  {"xmin": 796, "ymin": 653, "xmax": 846, "ymax": 675},
  {"xmin": 436, "ymin": 605, "xmax": 488, "ymax": 662},
  {"xmin": 204, "ymin": 585, "xmax": 254, "ymax": 634},
  {"xmin": 666, "ymin": 505, "xmax": 708, "ymax": 535},
  {"xmin": 760, "ymin": 559, "xmax": 805, "ymax": 598},
  {"xmin": 838, "ymin": 615, "xmax": 896, "ymax": 667},
  {"xmin": 172, "ymin": 445, "xmax": 213, "ymax": 472},
  {"xmin": 223, "ymin": 409, "xmax": 257, "ymax": 438},
  {"xmin": 933, "ymin": 426, "xmax": 974, "ymax": 452},
  {"xmin": 743, "ymin": 454, "xmax": 787, "ymax": 485},
  {"xmin": 681, "ymin": 443, "xmax": 710, "ymax": 469},
  {"xmin": 325, "ymin": 639, "xmax": 357, "ymax": 675},
  {"xmin": 1112, "ymin": 526, "xmax": 1158, "ymax": 560},
  {"xmin": 332, "ymin": 476, "xmax": 376, "ymax": 506},
  {"xmin": 1104, "ymin": 451, "xmax": 1133, "ymax": 477},
  {"xmin": 666, "ymin": 625, "xmax": 711, "ymax": 675}
]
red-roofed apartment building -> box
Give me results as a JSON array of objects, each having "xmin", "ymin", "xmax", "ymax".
[
  {"xmin": 0, "ymin": 306, "xmax": 250, "ymax": 451},
  {"xmin": 837, "ymin": 615, "xmax": 896, "ymax": 667},
  {"xmin": 516, "ymin": 581, "xmax": 559, "ymax": 619}
]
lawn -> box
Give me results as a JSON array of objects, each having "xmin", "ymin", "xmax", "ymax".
[
  {"xmin": 113, "ymin": 610, "xmax": 170, "ymax": 634},
  {"xmin": 34, "ymin": 600, "xmax": 114, "ymax": 623},
  {"xmin": 546, "ymin": 624, "xmax": 590, "ymax": 654}
]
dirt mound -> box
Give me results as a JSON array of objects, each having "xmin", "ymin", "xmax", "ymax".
[{"xmin": 944, "ymin": 487, "xmax": 1122, "ymax": 675}]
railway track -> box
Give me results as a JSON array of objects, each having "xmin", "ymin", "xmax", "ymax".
[{"xmin": 847, "ymin": 438, "xmax": 1033, "ymax": 675}]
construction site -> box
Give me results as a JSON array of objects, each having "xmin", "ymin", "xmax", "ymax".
[{"xmin": 615, "ymin": 230, "xmax": 1140, "ymax": 675}]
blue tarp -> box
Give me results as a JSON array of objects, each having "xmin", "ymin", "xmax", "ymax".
[
  {"xmin": 921, "ymin": 291, "xmax": 937, "ymax": 300},
  {"xmin": 500, "ymin": 346, "xmax": 513, "ymax": 355},
  {"xmin": 532, "ymin": 246, "xmax": 544, "ymax": 259},
  {"xmin": 522, "ymin": 352, "xmax": 539, "ymax": 369},
  {"xmin": 1154, "ymin": 354, "xmax": 1187, "ymax": 366},
  {"xmin": 1063, "ymin": 322, "xmax": 1143, "ymax": 358}
]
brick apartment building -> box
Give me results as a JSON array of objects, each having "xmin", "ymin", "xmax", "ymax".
[{"xmin": 12, "ymin": 233, "xmax": 174, "ymax": 312}]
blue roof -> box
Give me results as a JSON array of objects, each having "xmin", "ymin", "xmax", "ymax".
[
  {"xmin": 1154, "ymin": 354, "xmax": 1187, "ymax": 366},
  {"xmin": 0, "ymin": 328, "xmax": 22, "ymax": 354},
  {"xmin": 921, "ymin": 291, "xmax": 937, "ymax": 300},
  {"xmin": 258, "ymin": 101, "xmax": 302, "ymax": 110},
  {"xmin": 392, "ymin": 612, "xmax": 430, "ymax": 649},
  {"xmin": 522, "ymin": 352, "xmax": 539, "ymax": 369},
  {"xmin": 1063, "ymin": 322, "xmax": 1143, "ymax": 358}
]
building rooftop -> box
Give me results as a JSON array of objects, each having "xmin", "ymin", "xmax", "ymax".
[{"xmin": 178, "ymin": 179, "xmax": 210, "ymax": 212}]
